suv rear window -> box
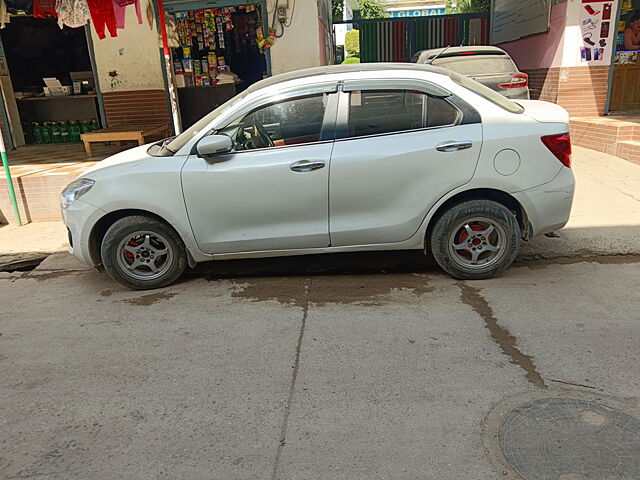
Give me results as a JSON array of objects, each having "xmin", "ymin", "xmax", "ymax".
[
  {"xmin": 433, "ymin": 56, "xmax": 518, "ymax": 76},
  {"xmin": 448, "ymin": 70, "xmax": 524, "ymax": 114}
]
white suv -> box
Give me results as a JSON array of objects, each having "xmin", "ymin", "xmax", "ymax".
[{"xmin": 61, "ymin": 64, "xmax": 574, "ymax": 289}]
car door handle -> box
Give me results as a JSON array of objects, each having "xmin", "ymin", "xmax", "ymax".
[
  {"xmin": 290, "ymin": 160, "xmax": 326, "ymax": 172},
  {"xmin": 436, "ymin": 141, "xmax": 473, "ymax": 152}
]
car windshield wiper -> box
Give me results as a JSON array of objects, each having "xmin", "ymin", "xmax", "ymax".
[{"xmin": 426, "ymin": 45, "xmax": 451, "ymax": 65}]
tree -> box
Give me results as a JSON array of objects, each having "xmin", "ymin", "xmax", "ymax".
[
  {"xmin": 345, "ymin": 29, "xmax": 360, "ymax": 56},
  {"xmin": 444, "ymin": 0, "xmax": 454, "ymax": 14},
  {"xmin": 358, "ymin": 0, "xmax": 387, "ymax": 19},
  {"xmin": 332, "ymin": 0, "xmax": 344, "ymax": 21},
  {"xmin": 456, "ymin": 0, "xmax": 490, "ymax": 13}
]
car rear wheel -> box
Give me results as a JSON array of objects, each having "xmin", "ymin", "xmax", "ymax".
[
  {"xmin": 430, "ymin": 200, "xmax": 520, "ymax": 280},
  {"xmin": 101, "ymin": 215, "xmax": 187, "ymax": 290}
]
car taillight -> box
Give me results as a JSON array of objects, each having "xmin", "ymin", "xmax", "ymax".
[
  {"xmin": 498, "ymin": 73, "xmax": 529, "ymax": 89},
  {"xmin": 541, "ymin": 133, "xmax": 572, "ymax": 168}
]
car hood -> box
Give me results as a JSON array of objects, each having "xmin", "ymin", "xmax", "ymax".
[
  {"xmin": 82, "ymin": 144, "xmax": 151, "ymax": 177},
  {"xmin": 517, "ymin": 100, "xmax": 569, "ymax": 124}
]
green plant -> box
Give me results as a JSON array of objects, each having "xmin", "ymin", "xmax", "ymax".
[
  {"xmin": 342, "ymin": 55, "xmax": 361, "ymax": 64},
  {"xmin": 332, "ymin": 0, "xmax": 344, "ymax": 21},
  {"xmin": 345, "ymin": 29, "xmax": 360, "ymax": 56},
  {"xmin": 444, "ymin": 0, "xmax": 455, "ymax": 14},
  {"xmin": 358, "ymin": 0, "xmax": 386, "ymax": 19},
  {"xmin": 456, "ymin": 0, "xmax": 490, "ymax": 13}
]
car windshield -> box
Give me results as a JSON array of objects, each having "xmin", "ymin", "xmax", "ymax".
[
  {"xmin": 433, "ymin": 55, "xmax": 518, "ymax": 76},
  {"xmin": 447, "ymin": 70, "xmax": 524, "ymax": 114},
  {"xmin": 164, "ymin": 89, "xmax": 251, "ymax": 154}
]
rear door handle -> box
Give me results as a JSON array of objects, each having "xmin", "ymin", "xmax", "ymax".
[
  {"xmin": 290, "ymin": 160, "xmax": 326, "ymax": 172},
  {"xmin": 436, "ymin": 141, "xmax": 472, "ymax": 152}
]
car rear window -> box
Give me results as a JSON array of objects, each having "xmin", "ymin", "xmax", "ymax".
[
  {"xmin": 433, "ymin": 55, "xmax": 518, "ymax": 76},
  {"xmin": 448, "ymin": 70, "xmax": 524, "ymax": 114}
]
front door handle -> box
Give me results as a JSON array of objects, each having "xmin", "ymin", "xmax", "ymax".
[
  {"xmin": 436, "ymin": 141, "xmax": 472, "ymax": 152},
  {"xmin": 290, "ymin": 160, "xmax": 326, "ymax": 172}
]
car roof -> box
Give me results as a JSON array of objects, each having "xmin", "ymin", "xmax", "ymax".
[
  {"xmin": 244, "ymin": 63, "xmax": 449, "ymax": 95},
  {"xmin": 416, "ymin": 46, "xmax": 508, "ymax": 60}
]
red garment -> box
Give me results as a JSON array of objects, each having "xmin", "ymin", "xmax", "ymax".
[
  {"xmin": 33, "ymin": 0, "xmax": 57, "ymax": 18},
  {"xmin": 87, "ymin": 0, "xmax": 117, "ymax": 39}
]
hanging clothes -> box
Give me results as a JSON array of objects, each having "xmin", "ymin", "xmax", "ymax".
[
  {"xmin": 112, "ymin": 0, "xmax": 141, "ymax": 30},
  {"xmin": 4, "ymin": 0, "xmax": 33, "ymax": 13},
  {"xmin": 87, "ymin": 0, "xmax": 116, "ymax": 38},
  {"xmin": 0, "ymin": 0, "xmax": 10, "ymax": 28},
  {"xmin": 56, "ymin": 0, "xmax": 90, "ymax": 28},
  {"xmin": 33, "ymin": 0, "xmax": 57, "ymax": 18}
]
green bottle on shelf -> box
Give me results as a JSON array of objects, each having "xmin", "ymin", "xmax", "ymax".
[
  {"xmin": 32, "ymin": 123, "xmax": 42, "ymax": 144},
  {"xmin": 70, "ymin": 121, "xmax": 81, "ymax": 142},
  {"xmin": 51, "ymin": 122, "xmax": 61, "ymax": 143},
  {"xmin": 60, "ymin": 122, "xmax": 70, "ymax": 143},
  {"xmin": 41, "ymin": 122, "xmax": 52, "ymax": 144},
  {"xmin": 80, "ymin": 120, "xmax": 90, "ymax": 134}
]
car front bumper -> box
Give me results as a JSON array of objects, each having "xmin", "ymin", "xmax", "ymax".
[
  {"xmin": 513, "ymin": 166, "xmax": 575, "ymax": 237},
  {"xmin": 61, "ymin": 199, "xmax": 106, "ymax": 267}
]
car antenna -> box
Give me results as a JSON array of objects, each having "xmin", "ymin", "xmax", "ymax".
[{"xmin": 426, "ymin": 45, "xmax": 450, "ymax": 65}]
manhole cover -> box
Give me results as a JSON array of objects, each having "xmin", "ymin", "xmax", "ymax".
[{"xmin": 499, "ymin": 398, "xmax": 640, "ymax": 480}]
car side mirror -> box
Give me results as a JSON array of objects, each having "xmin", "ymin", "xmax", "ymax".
[{"xmin": 196, "ymin": 135, "xmax": 233, "ymax": 158}]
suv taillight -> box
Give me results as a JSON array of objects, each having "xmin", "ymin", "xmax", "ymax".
[
  {"xmin": 541, "ymin": 133, "xmax": 572, "ymax": 168},
  {"xmin": 498, "ymin": 73, "xmax": 529, "ymax": 89}
]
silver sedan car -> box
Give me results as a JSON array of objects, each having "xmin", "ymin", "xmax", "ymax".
[{"xmin": 61, "ymin": 64, "xmax": 574, "ymax": 289}]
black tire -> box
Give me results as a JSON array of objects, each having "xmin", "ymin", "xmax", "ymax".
[
  {"xmin": 101, "ymin": 215, "xmax": 187, "ymax": 290},
  {"xmin": 429, "ymin": 200, "xmax": 520, "ymax": 280}
]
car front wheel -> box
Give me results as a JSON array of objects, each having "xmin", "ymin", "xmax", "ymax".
[
  {"xmin": 101, "ymin": 215, "xmax": 187, "ymax": 290},
  {"xmin": 430, "ymin": 200, "xmax": 520, "ymax": 280}
]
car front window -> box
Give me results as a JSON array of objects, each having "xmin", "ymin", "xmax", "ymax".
[{"xmin": 217, "ymin": 93, "xmax": 329, "ymax": 151}]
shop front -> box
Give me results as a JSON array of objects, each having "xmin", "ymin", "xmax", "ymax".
[
  {"xmin": 493, "ymin": 0, "xmax": 640, "ymax": 163},
  {"xmin": 609, "ymin": 0, "xmax": 640, "ymax": 112},
  {"xmin": 160, "ymin": 1, "xmax": 268, "ymax": 128},
  {"xmin": 0, "ymin": 17, "xmax": 103, "ymax": 149}
]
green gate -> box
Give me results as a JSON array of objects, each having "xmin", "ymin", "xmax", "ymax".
[{"xmin": 337, "ymin": 13, "xmax": 490, "ymax": 63}]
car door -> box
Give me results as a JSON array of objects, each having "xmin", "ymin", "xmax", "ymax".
[
  {"xmin": 182, "ymin": 90, "xmax": 337, "ymax": 254},
  {"xmin": 329, "ymin": 82, "xmax": 483, "ymax": 246}
]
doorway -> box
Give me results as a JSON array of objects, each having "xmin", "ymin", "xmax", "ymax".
[{"xmin": 0, "ymin": 16, "xmax": 102, "ymax": 146}]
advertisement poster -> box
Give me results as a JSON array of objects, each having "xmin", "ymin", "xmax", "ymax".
[{"xmin": 580, "ymin": 0, "xmax": 619, "ymax": 63}]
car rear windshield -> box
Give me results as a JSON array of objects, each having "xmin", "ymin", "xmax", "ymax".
[
  {"xmin": 433, "ymin": 55, "xmax": 518, "ymax": 76},
  {"xmin": 448, "ymin": 70, "xmax": 524, "ymax": 114}
]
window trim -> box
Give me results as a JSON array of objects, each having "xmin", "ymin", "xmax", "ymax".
[
  {"xmin": 195, "ymin": 90, "xmax": 340, "ymax": 155},
  {"xmin": 335, "ymin": 87, "xmax": 464, "ymax": 142}
]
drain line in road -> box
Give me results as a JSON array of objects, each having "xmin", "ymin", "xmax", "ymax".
[
  {"xmin": 271, "ymin": 278, "xmax": 311, "ymax": 480},
  {"xmin": 456, "ymin": 281, "xmax": 546, "ymax": 389}
]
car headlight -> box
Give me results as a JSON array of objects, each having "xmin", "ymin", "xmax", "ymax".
[{"xmin": 60, "ymin": 178, "xmax": 95, "ymax": 209}]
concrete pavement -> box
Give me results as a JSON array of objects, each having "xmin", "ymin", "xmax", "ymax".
[{"xmin": 1, "ymin": 252, "xmax": 640, "ymax": 479}]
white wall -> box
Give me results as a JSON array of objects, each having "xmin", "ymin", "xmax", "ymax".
[
  {"xmin": 267, "ymin": 0, "xmax": 323, "ymax": 75},
  {"xmin": 90, "ymin": 4, "xmax": 165, "ymax": 93}
]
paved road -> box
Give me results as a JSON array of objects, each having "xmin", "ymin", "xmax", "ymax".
[{"xmin": 1, "ymin": 250, "xmax": 639, "ymax": 480}]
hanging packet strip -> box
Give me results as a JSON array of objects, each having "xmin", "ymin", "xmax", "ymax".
[{"xmin": 55, "ymin": 0, "xmax": 90, "ymax": 28}]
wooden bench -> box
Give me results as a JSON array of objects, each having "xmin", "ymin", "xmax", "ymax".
[{"xmin": 80, "ymin": 124, "xmax": 170, "ymax": 156}]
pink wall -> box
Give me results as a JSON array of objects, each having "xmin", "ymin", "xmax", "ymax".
[{"xmin": 497, "ymin": 1, "xmax": 568, "ymax": 70}]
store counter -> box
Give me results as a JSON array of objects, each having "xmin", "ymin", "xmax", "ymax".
[{"xmin": 17, "ymin": 94, "xmax": 100, "ymax": 125}]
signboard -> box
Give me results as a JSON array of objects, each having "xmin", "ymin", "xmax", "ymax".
[
  {"xmin": 389, "ymin": 8, "xmax": 446, "ymax": 17},
  {"xmin": 491, "ymin": 0, "xmax": 551, "ymax": 44},
  {"xmin": 580, "ymin": 0, "xmax": 619, "ymax": 65}
]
